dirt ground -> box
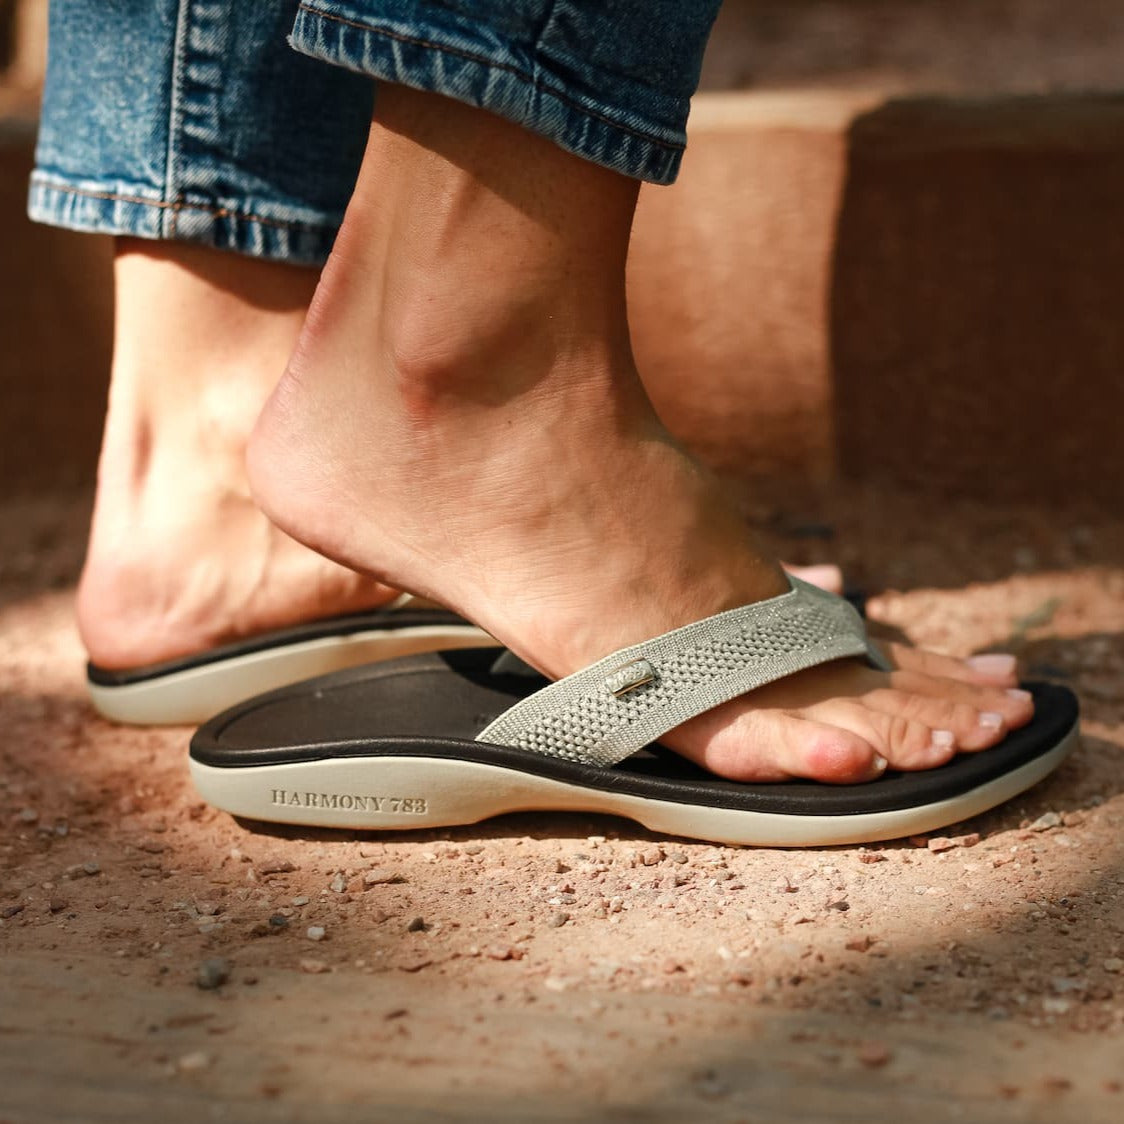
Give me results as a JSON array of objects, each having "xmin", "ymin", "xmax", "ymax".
[{"xmin": 1, "ymin": 482, "xmax": 1122, "ymax": 1122}]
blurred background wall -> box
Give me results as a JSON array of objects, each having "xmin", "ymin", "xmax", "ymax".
[{"xmin": 2, "ymin": 0, "xmax": 1123, "ymax": 506}]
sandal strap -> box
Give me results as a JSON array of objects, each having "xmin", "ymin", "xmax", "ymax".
[{"xmin": 476, "ymin": 578, "xmax": 887, "ymax": 767}]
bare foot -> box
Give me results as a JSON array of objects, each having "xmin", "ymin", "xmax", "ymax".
[
  {"xmin": 78, "ymin": 242, "xmax": 397, "ymax": 671},
  {"xmin": 248, "ymin": 89, "xmax": 1034, "ymax": 786}
]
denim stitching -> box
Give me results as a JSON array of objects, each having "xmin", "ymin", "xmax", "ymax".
[
  {"xmin": 296, "ymin": 3, "xmax": 684, "ymax": 153},
  {"xmin": 34, "ymin": 181, "xmax": 329, "ymax": 233},
  {"xmin": 164, "ymin": 0, "xmax": 192, "ymax": 238}
]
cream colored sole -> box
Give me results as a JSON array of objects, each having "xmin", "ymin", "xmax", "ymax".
[
  {"xmin": 90, "ymin": 625, "xmax": 497, "ymax": 726},
  {"xmin": 188, "ymin": 723, "xmax": 1077, "ymax": 847}
]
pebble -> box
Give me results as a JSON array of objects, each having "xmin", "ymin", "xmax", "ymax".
[
  {"xmin": 194, "ymin": 901, "xmax": 221, "ymax": 917},
  {"xmin": 668, "ymin": 852, "xmax": 689, "ymax": 864},
  {"xmin": 826, "ymin": 900, "xmax": 850, "ymax": 912},
  {"xmin": 639, "ymin": 848, "xmax": 662, "ymax": 867},
  {"xmin": 405, "ymin": 916, "xmax": 427, "ymax": 933},
  {"xmin": 195, "ymin": 958, "xmax": 232, "ymax": 990},
  {"xmin": 858, "ymin": 852, "xmax": 888, "ymax": 864},
  {"xmin": 1, "ymin": 904, "xmax": 24, "ymax": 919},
  {"xmin": 17, "ymin": 808, "xmax": 38, "ymax": 824},
  {"xmin": 329, "ymin": 873, "xmax": 348, "ymax": 894},
  {"xmin": 548, "ymin": 911, "xmax": 570, "ymax": 928},
  {"xmin": 258, "ymin": 859, "xmax": 297, "ymax": 875},
  {"xmin": 1103, "ymin": 958, "xmax": 1123, "ymax": 973},
  {"xmin": 463, "ymin": 845, "xmax": 485, "ymax": 856},
  {"xmin": 692, "ymin": 1069, "xmax": 730, "ymax": 1100},
  {"xmin": 857, "ymin": 1042, "xmax": 893, "ymax": 1068},
  {"xmin": 299, "ymin": 957, "xmax": 330, "ymax": 974},
  {"xmin": 363, "ymin": 868, "xmax": 405, "ymax": 887},
  {"xmin": 485, "ymin": 945, "xmax": 524, "ymax": 961},
  {"xmin": 927, "ymin": 837, "xmax": 956, "ymax": 853},
  {"xmin": 306, "ymin": 926, "xmax": 326, "ymax": 942},
  {"xmin": 176, "ymin": 1051, "xmax": 212, "ymax": 1073},
  {"xmin": 1030, "ymin": 812, "xmax": 1062, "ymax": 832},
  {"xmin": 48, "ymin": 898, "xmax": 68, "ymax": 914},
  {"xmin": 268, "ymin": 913, "xmax": 290, "ymax": 931},
  {"xmin": 64, "ymin": 862, "xmax": 101, "ymax": 879},
  {"xmin": 845, "ymin": 937, "xmax": 876, "ymax": 953},
  {"xmin": 291, "ymin": 896, "xmax": 310, "ymax": 907}
]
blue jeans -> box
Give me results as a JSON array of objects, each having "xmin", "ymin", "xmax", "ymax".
[{"xmin": 29, "ymin": 0, "xmax": 722, "ymax": 266}]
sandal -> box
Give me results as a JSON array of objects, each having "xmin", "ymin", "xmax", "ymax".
[
  {"xmin": 188, "ymin": 579, "xmax": 1077, "ymax": 846},
  {"xmin": 88, "ymin": 596, "xmax": 496, "ymax": 726}
]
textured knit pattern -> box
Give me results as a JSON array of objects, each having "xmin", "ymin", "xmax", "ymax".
[{"xmin": 477, "ymin": 578, "xmax": 886, "ymax": 767}]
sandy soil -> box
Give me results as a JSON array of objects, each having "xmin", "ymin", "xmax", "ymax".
[{"xmin": 1, "ymin": 483, "xmax": 1122, "ymax": 1122}]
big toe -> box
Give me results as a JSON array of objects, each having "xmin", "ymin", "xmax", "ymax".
[{"xmin": 664, "ymin": 703, "xmax": 887, "ymax": 785}]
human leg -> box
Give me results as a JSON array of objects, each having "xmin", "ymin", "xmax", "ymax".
[{"xmin": 249, "ymin": 79, "xmax": 1034, "ymax": 785}]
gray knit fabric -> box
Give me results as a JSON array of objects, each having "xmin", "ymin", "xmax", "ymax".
[{"xmin": 477, "ymin": 577, "xmax": 888, "ymax": 767}]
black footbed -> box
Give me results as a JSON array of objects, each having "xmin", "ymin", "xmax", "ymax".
[
  {"xmin": 87, "ymin": 607, "xmax": 471, "ymax": 687},
  {"xmin": 190, "ymin": 648, "xmax": 1078, "ymax": 818}
]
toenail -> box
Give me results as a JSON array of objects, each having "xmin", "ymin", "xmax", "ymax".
[
  {"xmin": 1006, "ymin": 688, "xmax": 1033, "ymax": 703},
  {"xmin": 966, "ymin": 653, "xmax": 1018, "ymax": 676},
  {"xmin": 872, "ymin": 754, "xmax": 888, "ymax": 774},
  {"xmin": 931, "ymin": 729, "xmax": 956, "ymax": 749},
  {"xmin": 978, "ymin": 711, "xmax": 1004, "ymax": 730}
]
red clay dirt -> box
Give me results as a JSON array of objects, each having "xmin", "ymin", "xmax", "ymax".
[{"xmin": 1, "ymin": 483, "xmax": 1122, "ymax": 1121}]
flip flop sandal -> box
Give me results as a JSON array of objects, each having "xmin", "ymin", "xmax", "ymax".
[
  {"xmin": 188, "ymin": 579, "xmax": 1078, "ymax": 846},
  {"xmin": 88, "ymin": 596, "xmax": 497, "ymax": 726}
]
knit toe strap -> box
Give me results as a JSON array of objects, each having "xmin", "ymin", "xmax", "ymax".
[{"xmin": 477, "ymin": 577, "xmax": 887, "ymax": 767}]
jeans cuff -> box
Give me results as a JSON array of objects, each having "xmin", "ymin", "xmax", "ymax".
[
  {"xmin": 289, "ymin": 3, "xmax": 686, "ymax": 184},
  {"xmin": 28, "ymin": 172, "xmax": 341, "ymax": 266}
]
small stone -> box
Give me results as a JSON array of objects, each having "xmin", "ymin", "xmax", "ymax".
[
  {"xmin": 405, "ymin": 916, "xmax": 427, "ymax": 933},
  {"xmin": 845, "ymin": 937, "xmax": 876, "ymax": 953},
  {"xmin": 1, "ymin": 904, "xmax": 25, "ymax": 919},
  {"xmin": 1041, "ymin": 1076, "xmax": 1073, "ymax": 1095},
  {"xmin": 826, "ymin": 900, "xmax": 850, "ymax": 912},
  {"xmin": 329, "ymin": 873, "xmax": 348, "ymax": 894},
  {"xmin": 306, "ymin": 926, "xmax": 326, "ymax": 941},
  {"xmin": 177, "ymin": 1051, "xmax": 212, "ymax": 1073},
  {"xmin": 858, "ymin": 852, "xmax": 888, "ymax": 864},
  {"xmin": 268, "ymin": 913, "xmax": 290, "ymax": 931},
  {"xmin": 1030, "ymin": 812, "xmax": 1062, "ymax": 832},
  {"xmin": 553, "ymin": 860, "xmax": 571, "ymax": 874},
  {"xmin": 639, "ymin": 847, "xmax": 662, "ymax": 867},
  {"xmin": 857, "ymin": 1042, "xmax": 892, "ymax": 1068},
  {"xmin": 1041, "ymin": 997, "xmax": 1071, "ymax": 1015},
  {"xmin": 194, "ymin": 901, "xmax": 220, "ymax": 917},
  {"xmin": 48, "ymin": 898, "xmax": 68, "ymax": 914},
  {"xmin": 1049, "ymin": 977, "xmax": 1085, "ymax": 994},
  {"xmin": 668, "ymin": 851, "xmax": 689, "ymax": 864},
  {"xmin": 299, "ymin": 958, "xmax": 330, "ymax": 974},
  {"xmin": 363, "ymin": 868, "xmax": 405, "ymax": 887},
  {"xmin": 195, "ymin": 958, "xmax": 231, "ymax": 990},
  {"xmin": 17, "ymin": 808, "xmax": 38, "ymax": 824},
  {"xmin": 463, "ymin": 844, "xmax": 485, "ymax": 856},
  {"xmin": 692, "ymin": 1069, "xmax": 730, "ymax": 1100},
  {"xmin": 291, "ymin": 896, "xmax": 310, "ymax": 907},
  {"xmin": 485, "ymin": 945, "xmax": 524, "ymax": 961},
  {"xmin": 258, "ymin": 859, "xmax": 297, "ymax": 875},
  {"xmin": 954, "ymin": 833, "xmax": 981, "ymax": 848},
  {"xmin": 398, "ymin": 957, "xmax": 433, "ymax": 973},
  {"xmin": 661, "ymin": 958, "xmax": 686, "ymax": 975},
  {"xmin": 1103, "ymin": 958, "xmax": 1123, "ymax": 973},
  {"xmin": 548, "ymin": 911, "xmax": 570, "ymax": 928},
  {"xmin": 927, "ymin": 837, "xmax": 956, "ymax": 853}
]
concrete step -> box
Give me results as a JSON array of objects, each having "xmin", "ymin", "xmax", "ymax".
[{"xmin": 3, "ymin": 88, "xmax": 1122, "ymax": 506}]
